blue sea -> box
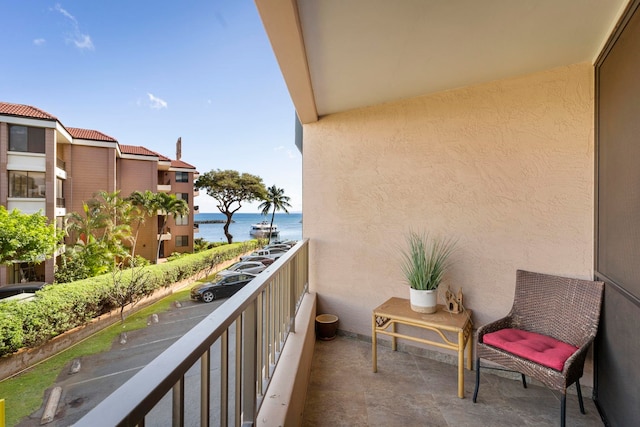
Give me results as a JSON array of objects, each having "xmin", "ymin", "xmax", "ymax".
[{"xmin": 195, "ymin": 212, "xmax": 302, "ymax": 243}]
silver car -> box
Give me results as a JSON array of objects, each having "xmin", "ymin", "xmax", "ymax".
[{"xmin": 218, "ymin": 261, "xmax": 267, "ymax": 277}]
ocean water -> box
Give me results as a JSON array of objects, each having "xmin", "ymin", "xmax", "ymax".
[{"xmin": 195, "ymin": 212, "xmax": 302, "ymax": 243}]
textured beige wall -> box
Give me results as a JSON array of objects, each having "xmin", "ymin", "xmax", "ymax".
[{"xmin": 303, "ymin": 63, "xmax": 594, "ymax": 335}]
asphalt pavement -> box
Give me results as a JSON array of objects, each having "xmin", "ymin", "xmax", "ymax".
[{"xmin": 18, "ymin": 295, "xmax": 232, "ymax": 426}]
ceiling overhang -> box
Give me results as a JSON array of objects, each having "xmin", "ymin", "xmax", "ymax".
[{"xmin": 256, "ymin": 0, "xmax": 629, "ymax": 124}]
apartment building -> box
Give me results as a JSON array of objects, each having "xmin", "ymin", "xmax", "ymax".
[{"xmin": 0, "ymin": 101, "xmax": 198, "ymax": 285}]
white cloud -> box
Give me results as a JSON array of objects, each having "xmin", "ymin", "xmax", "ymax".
[
  {"xmin": 274, "ymin": 146, "xmax": 285, "ymax": 151},
  {"xmin": 33, "ymin": 38, "xmax": 46, "ymax": 46},
  {"xmin": 147, "ymin": 93, "xmax": 168, "ymax": 110},
  {"xmin": 54, "ymin": 4, "xmax": 94, "ymax": 51},
  {"xmin": 74, "ymin": 34, "xmax": 94, "ymax": 50},
  {"xmin": 286, "ymin": 149, "xmax": 295, "ymax": 159}
]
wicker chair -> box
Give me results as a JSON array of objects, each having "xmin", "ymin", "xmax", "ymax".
[{"xmin": 473, "ymin": 270, "xmax": 604, "ymax": 427}]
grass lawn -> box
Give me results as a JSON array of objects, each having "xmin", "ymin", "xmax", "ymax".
[{"xmin": 0, "ymin": 287, "xmax": 194, "ymax": 426}]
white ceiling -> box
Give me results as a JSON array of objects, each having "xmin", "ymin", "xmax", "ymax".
[{"xmin": 294, "ymin": 0, "xmax": 629, "ymax": 117}]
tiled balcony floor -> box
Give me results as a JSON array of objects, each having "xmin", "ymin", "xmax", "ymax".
[{"xmin": 303, "ymin": 335, "xmax": 604, "ymax": 426}]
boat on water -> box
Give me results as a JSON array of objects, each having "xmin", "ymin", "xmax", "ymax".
[{"xmin": 249, "ymin": 221, "xmax": 279, "ymax": 238}]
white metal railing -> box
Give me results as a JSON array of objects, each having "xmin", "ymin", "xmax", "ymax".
[{"xmin": 76, "ymin": 239, "xmax": 309, "ymax": 426}]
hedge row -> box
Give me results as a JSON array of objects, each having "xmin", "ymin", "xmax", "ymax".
[{"xmin": 0, "ymin": 241, "xmax": 261, "ymax": 357}]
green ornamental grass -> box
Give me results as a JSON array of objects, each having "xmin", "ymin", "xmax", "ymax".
[{"xmin": 401, "ymin": 231, "xmax": 456, "ymax": 291}]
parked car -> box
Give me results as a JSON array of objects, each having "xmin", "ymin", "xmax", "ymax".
[
  {"xmin": 241, "ymin": 249, "xmax": 285, "ymax": 261},
  {"xmin": 0, "ymin": 282, "xmax": 48, "ymax": 300},
  {"xmin": 262, "ymin": 243, "xmax": 292, "ymax": 251},
  {"xmin": 238, "ymin": 255, "xmax": 275, "ymax": 266},
  {"xmin": 218, "ymin": 261, "xmax": 267, "ymax": 277},
  {"xmin": 190, "ymin": 273, "xmax": 255, "ymax": 303}
]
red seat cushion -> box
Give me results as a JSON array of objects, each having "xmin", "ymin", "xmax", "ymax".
[{"xmin": 483, "ymin": 328, "xmax": 578, "ymax": 371}]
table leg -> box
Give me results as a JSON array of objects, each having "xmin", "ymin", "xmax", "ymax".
[
  {"xmin": 458, "ymin": 330, "xmax": 465, "ymax": 398},
  {"xmin": 372, "ymin": 314, "xmax": 377, "ymax": 373},
  {"xmin": 466, "ymin": 330, "xmax": 473, "ymax": 370},
  {"xmin": 391, "ymin": 321, "xmax": 397, "ymax": 351}
]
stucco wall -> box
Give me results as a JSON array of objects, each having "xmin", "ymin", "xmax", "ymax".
[{"xmin": 303, "ymin": 63, "xmax": 594, "ymax": 335}]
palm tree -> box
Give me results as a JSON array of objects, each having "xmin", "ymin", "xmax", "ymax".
[
  {"xmin": 153, "ymin": 193, "xmax": 189, "ymax": 263},
  {"xmin": 127, "ymin": 190, "xmax": 158, "ymax": 257},
  {"xmin": 91, "ymin": 191, "xmax": 133, "ymax": 262},
  {"xmin": 258, "ymin": 186, "xmax": 292, "ymax": 242}
]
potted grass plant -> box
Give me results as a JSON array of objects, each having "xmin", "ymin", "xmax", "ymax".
[{"xmin": 400, "ymin": 231, "xmax": 456, "ymax": 313}]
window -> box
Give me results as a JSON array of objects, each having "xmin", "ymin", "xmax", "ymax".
[
  {"xmin": 175, "ymin": 171, "xmax": 189, "ymax": 183},
  {"xmin": 176, "ymin": 235, "xmax": 189, "ymax": 247},
  {"xmin": 176, "ymin": 192, "xmax": 189, "ymax": 203},
  {"xmin": 175, "ymin": 214, "xmax": 189, "ymax": 226},
  {"xmin": 9, "ymin": 171, "xmax": 45, "ymax": 198},
  {"xmin": 9, "ymin": 125, "xmax": 45, "ymax": 153}
]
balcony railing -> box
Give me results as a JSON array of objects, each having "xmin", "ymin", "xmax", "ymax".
[
  {"xmin": 78, "ymin": 239, "xmax": 309, "ymax": 426},
  {"xmin": 56, "ymin": 197, "xmax": 65, "ymax": 208},
  {"xmin": 56, "ymin": 158, "xmax": 66, "ymax": 170}
]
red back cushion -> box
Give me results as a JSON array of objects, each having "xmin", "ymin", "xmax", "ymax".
[{"xmin": 483, "ymin": 328, "xmax": 578, "ymax": 371}]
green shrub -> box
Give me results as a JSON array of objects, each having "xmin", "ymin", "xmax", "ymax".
[{"xmin": 0, "ymin": 240, "xmax": 262, "ymax": 357}]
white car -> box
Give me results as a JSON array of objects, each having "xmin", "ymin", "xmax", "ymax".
[
  {"xmin": 218, "ymin": 261, "xmax": 267, "ymax": 277},
  {"xmin": 241, "ymin": 249, "xmax": 285, "ymax": 260}
]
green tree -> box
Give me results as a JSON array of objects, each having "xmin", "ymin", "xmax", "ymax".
[
  {"xmin": 63, "ymin": 191, "xmax": 134, "ymax": 278},
  {"xmin": 127, "ymin": 190, "xmax": 157, "ymax": 257},
  {"xmin": 90, "ymin": 191, "xmax": 134, "ymax": 263},
  {"xmin": 153, "ymin": 193, "xmax": 189, "ymax": 263},
  {"xmin": 196, "ymin": 169, "xmax": 267, "ymax": 243},
  {"xmin": 108, "ymin": 256, "xmax": 152, "ymax": 323},
  {"xmin": 0, "ymin": 206, "xmax": 61, "ymax": 266},
  {"xmin": 258, "ymin": 185, "xmax": 292, "ymax": 242}
]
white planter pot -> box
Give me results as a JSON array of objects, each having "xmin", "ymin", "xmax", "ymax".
[{"xmin": 409, "ymin": 288, "xmax": 438, "ymax": 314}]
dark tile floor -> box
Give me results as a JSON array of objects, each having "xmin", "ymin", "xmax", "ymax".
[{"xmin": 302, "ymin": 335, "xmax": 604, "ymax": 427}]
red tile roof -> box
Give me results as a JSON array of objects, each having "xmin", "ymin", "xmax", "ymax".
[
  {"xmin": 120, "ymin": 145, "xmax": 171, "ymax": 162},
  {"xmin": 171, "ymin": 159, "xmax": 196, "ymax": 169},
  {"xmin": 1, "ymin": 102, "xmax": 196, "ymax": 171},
  {"xmin": 0, "ymin": 102, "xmax": 57, "ymax": 120},
  {"xmin": 67, "ymin": 127, "xmax": 118, "ymax": 142}
]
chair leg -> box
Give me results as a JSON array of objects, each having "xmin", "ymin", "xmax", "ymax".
[
  {"xmin": 473, "ymin": 358, "xmax": 481, "ymax": 403},
  {"xmin": 521, "ymin": 373, "xmax": 527, "ymax": 388},
  {"xmin": 561, "ymin": 393, "xmax": 566, "ymax": 427},
  {"xmin": 576, "ymin": 379, "xmax": 585, "ymax": 414}
]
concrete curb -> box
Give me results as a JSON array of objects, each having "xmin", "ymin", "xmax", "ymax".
[{"xmin": 40, "ymin": 386, "xmax": 61, "ymax": 424}]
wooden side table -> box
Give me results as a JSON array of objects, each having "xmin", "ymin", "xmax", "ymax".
[{"xmin": 372, "ymin": 297, "xmax": 473, "ymax": 398}]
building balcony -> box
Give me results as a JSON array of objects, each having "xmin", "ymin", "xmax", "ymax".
[
  {"xmin": 193, "ymin": 188, "xmax": 200, "ymax": 197},
  {"xmin": 76, "ymin": 241, "xmax": 604, "ymax": 426},
  {"xmin": 157, "ymin": 184, "xmax": 171, "ymax": 193},
  {"xmin": 158, "ymin": 232, "xmax": 171, "ymax": 241}
]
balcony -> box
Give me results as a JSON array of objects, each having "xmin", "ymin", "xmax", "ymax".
[
  {"xmin": 299, "ymin": 335, "xmax": 602, "ymax": 426},
  {"xmin": 76, "ymin": 239, "xmax": 604, "ymax": 426},
  {"xmin": 158, "ymin": 232, "xmax": 171, "ymax": 241},
  {"xmin": 79, "ymin": 240, "xmax": 311, "ymax": 426},
  {"xmin": 193, "ymin": 188, "xmax": 200, "ymax": 197},
  {"xmin": 157, "ymin": 183, "xmax": 172, "ymax": 193}
]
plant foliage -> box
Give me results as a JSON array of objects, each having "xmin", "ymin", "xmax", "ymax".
[
  {"xmin": 0, "ymin": 206, "xmax": 61, "ymax": 266},
  {"xmin": 400, "ymin": 231, "xmax": 456, "ymax": 291},
  {"xmin": 195, "ymin": 169, "xmax": 266, "ymax": 243},
  {"xmin": 258, "ymin": 185, "xmax": 292, "ymax": 242},
  {"xmin": 0, "ymin": 240, "xmax": 261, "ymax": 357}
]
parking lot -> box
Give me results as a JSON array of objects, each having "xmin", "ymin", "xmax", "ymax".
[{"xmin": 18, "ymin": 295, "xmax": 230, "ymax": 426}]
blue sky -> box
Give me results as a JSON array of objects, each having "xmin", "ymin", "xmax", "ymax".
[{"xmin": 0, "ymin": 1, "xmax": 301, "ymax": 213}]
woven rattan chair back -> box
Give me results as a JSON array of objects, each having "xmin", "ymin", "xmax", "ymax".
[{"xmin": 509, "ymin": 270, "xmax": 604, "ymax": 347}]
